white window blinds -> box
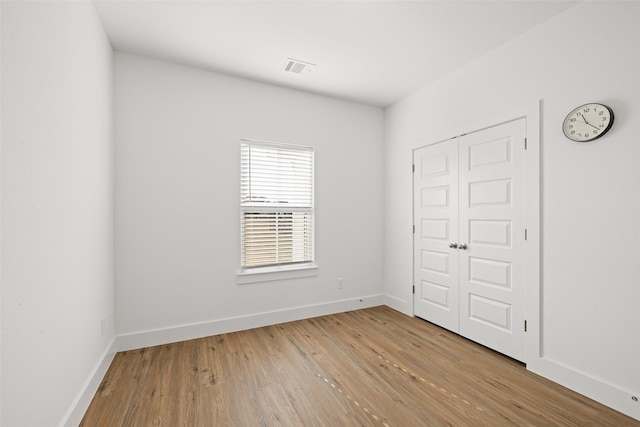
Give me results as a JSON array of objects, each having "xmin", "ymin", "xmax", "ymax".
[{"xmin": 240, "ymin": 140, "xmax": 314, "ymax": 269}]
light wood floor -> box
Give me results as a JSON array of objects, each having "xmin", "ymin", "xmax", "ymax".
[{"xmin": 81, "ymin": 306, "xmax": 639, "ymax": 426}]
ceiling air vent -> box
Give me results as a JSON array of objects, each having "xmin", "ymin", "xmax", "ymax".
[{"xmin": 283, "ymin": 58, "xmax": 316, "ymax": 75}]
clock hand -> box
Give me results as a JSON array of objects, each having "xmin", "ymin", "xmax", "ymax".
[{"xmin": 581, "ymin": 114, "xmax": 600, "ymax": 130}]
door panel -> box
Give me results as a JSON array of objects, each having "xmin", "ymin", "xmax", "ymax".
[
  {"xmin": 458, "ymin": 118, "xmax": 526, "ymax": 361},
  {"xmin": 468, "ymin": 256, "xmax": 512, "ymax": 288},
  {"xmin": 421, "ymin": 219, "xmax": 450, "ymax": 240},
  {"xmin": 468, "ymin": 293, "xmax": 512, "ymax": 330},
  {"xmin": 468, "ymin": 179, "xmax": 512, "ymax": 206},
  {"xmin": 469, "ymin": 220, "xmax": 511, "ymax": 247},
  {"xmin": 421, "ymin": 186, "xmax": 450, "ymax": 207},
  {"xmin": 414, "ymin": 139, "xmax": 459, "ymax": 331}
]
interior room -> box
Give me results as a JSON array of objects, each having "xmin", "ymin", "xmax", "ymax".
[{"xmin": 2, "ymin": 1, "xmax": 639, "ymax": 425}]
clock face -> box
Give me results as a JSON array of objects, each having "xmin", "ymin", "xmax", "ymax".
[{"xmin": 562, "ymin": 103, "xmax": 614, "ymax": 142}]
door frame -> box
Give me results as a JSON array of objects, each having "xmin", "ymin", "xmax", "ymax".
[{"xmin": 412, "ymin": 100, "xmax": 540, "ymax": 365}]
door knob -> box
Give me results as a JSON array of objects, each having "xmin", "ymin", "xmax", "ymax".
[
  {"xmin": 449, "ymin": 242, "xmax": 458, "ymax": 249},
  {"xmin": 459, "ymin": 243, "xmax": 468, "ymax": 250}
]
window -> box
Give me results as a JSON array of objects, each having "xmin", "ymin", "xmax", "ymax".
[{"xmin": 240, "ymin": 139, "xmax": 314, "ymax": 271}]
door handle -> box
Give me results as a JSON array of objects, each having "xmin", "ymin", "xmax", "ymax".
[
  {"xmin": 449, "ymin": 242, "xmax": 458, "ymax": 249},
  {"xmin": 458, "ymin": 243, "xmax": 468, "ymax": 250}
]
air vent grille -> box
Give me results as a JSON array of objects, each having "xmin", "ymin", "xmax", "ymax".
[{"xmin": 283, "ymin": 58, "xmax": 316, "ymax": 75}]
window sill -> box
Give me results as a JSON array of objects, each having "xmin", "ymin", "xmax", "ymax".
[{"xmin": 237, "ymin": 264, "xmax": 319, "ymax": 284}]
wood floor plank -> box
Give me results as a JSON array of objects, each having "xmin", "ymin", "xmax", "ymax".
[{"xmin": 81, "ymin": 307, "xmax": 639, "ymax": 426}]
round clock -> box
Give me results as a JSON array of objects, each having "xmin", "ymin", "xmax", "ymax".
[{"xmin": 562, "ymin": 103, "xmax": 614, "ymax": 142}]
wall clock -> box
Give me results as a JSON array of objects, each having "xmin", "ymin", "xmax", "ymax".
[{"xmin": 562, "ymin": 103, "xmax": 614, "ymax": 142}]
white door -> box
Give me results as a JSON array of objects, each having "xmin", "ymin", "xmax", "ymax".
[
  {"xmin": 414, "ymin": 118, "xmax": 527, "ymax": 362},
  {"xmin": 413, "ymin": 139, "xmax": 459, "ymax": 332},
  {"xmin": 458, "ymin": 119, "xmax": 527, "ymax": 361}
]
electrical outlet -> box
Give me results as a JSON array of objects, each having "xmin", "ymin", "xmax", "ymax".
[{"xmin": 337, "ymin": 278, "xmax": 344, "ymax": 289}]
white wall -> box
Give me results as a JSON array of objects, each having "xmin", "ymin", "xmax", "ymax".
[
  {"xmin": 0, "ymin": 4, "xmax": 3, "ymax": 424},
  {"xmin": 114, "ymin": 53, "xmax": 384, "ymax": 347},
  {"xmin": 384, "ymin": 1, "xmax": 640, "ymax": 420},
  {"xmin": 1, "ymin": 2, "xmax": 114, "ymax": 426}
]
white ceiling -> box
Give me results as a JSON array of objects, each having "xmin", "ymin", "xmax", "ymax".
[{"xmin": 93, "ymin": 1, "xmax": 577, "ymax": 107}]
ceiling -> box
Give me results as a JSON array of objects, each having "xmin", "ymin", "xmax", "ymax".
[{"xmin": 93, "ymin": 1, "xmax": 577, "ymax": 108}]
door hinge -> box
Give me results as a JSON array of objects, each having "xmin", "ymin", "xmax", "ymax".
[
  {"xmin": 412, "ymin": 285, "xmax": 415, "ymax": 294},
  {"xmin": 412, "ymin": 164, "xmax": 415, "ymax": 173},
  {"xmin": 525, "ymin": 228, "xmax": 528, "ymax": 240},
  {"xmin": 524, "ymin": 137, "xmax": 528, "ymax": 150},
  {"xmin": 524, "ymin": 320, "xmax": 528, "ymax": 332}
]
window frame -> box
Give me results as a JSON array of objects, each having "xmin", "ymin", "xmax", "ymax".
[{"xmin": 238, "ymin": 138, "xmax": 317, "ymax": 282}]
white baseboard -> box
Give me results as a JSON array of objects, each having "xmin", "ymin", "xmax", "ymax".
[
  {"xmin": 528, "ymin": 357, "xmax": 640, "ymax": 421},
  {"xmin": 117, "ymin": 294, "xmax": 385, "ymax": 351},
  {"xmin": 61, "ymin": 338, "xmax": 117, "ymax": 427},
  {"xmin": 384, "ymin": 294, "xmax": 411, "ymax": 316}
]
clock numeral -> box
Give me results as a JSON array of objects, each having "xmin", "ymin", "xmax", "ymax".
[
  {"xmin": 583, "ymin": 108, "xmax": 590, "ymax": 113},
  {"xmin": 570, "ymin": 118, "xmax": 576, "ymax": 123},
  {"xmin": 568, "ymin": 125, "xmax": 573, "ymax": 129},
  {"xmin": 601, "ymin": 117, "xmax": 607, "ymax": 122},
  {"xmin": 599, "ymin": 111, "xmax": 604, "ymax": 116}
]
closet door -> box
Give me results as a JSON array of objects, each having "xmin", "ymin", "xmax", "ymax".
[
  {"xmin": 413, "ymin": 118, "xmax": 527, "ymax": 362},
  {"xmin": 458, "ymin": 118, "xmax": 527, "ymax": 361},
  {"xmin": 413, "ymin": 139, "xmax": 459, "ymax": 332}
]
